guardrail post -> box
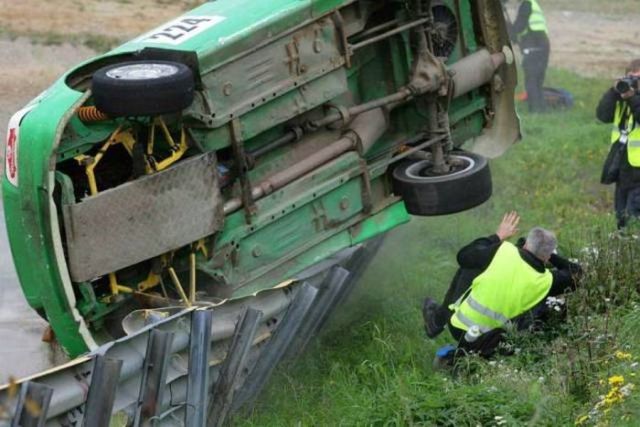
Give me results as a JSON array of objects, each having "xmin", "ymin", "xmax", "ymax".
[
  {"xmin": 232, "ymin": 282, "xmax": 318, "ymax": 412},
  {"xmin": 83, "ymin": 356, "xmax": 123, "ymax": 427},
  {"xmin": 133, "ymin": 329, "xmax": 175, "ymax": 427},
  {"xmin": 185, "ymin": 309, "xmax": 214, "ymax": 427},
  {"xmin": 287, "ymin": 266, "xmax": 350, "ymax": 360},
  {"xmin": 207, "ymin": 307, "xmax": 263, "ymax": 427},
  {"xmin": 10, "ymin": 381, "xmax": 53, "ymax": 427}
]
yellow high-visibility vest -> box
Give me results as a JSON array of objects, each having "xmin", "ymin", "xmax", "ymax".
[
  {"xmin": 450, "ymin": 242, "xmax": 552, "ymax": 333},
  {"xmin": 611, "ymin": 102, "xmax": 640, "ymax": 167},
  {"xmin": 520, "ymin": 0, "xmax": 548, "ymax": 36}
]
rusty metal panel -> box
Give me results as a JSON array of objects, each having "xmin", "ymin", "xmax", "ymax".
[
  {"xmin": 63, "ymin": 152, "xmax": 223, "ymax": 282},
  {"xmin": 202, "ymin": 17, "xmax": 347, "ymax": 131}
]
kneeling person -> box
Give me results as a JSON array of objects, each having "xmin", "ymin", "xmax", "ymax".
[{"xmin": 423, "ymin": 212, "xmax": 581, "ymax": 358}]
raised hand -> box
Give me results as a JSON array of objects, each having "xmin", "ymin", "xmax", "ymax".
[{"xmin": 496, "ymin": 211, "xmax": 520, "ymax": 241}]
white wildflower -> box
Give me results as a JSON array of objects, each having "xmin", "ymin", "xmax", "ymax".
[
  {"xmin": 621, "ymin": 384, "xmax": 635, "ymax": 397},
  {"xmin": 546, "ymin": 296, "xmax": 566, "ymax": 312},
  {"xmin": 538, "ymin": 376, "xmax": 545, "ymax": 383}
]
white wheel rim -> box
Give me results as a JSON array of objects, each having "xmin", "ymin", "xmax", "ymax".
[
  {"xmin": 405, "ymin": 155, "xmax": 476, "ymax": 180},
  {"xmin": 106, "ymin": 63, "xmax": 179, "ymax": 80}
]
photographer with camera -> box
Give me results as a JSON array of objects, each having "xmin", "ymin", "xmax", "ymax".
[{"xmin": 597, "ymin": 59, "xmax": 640, "ymax": 229}]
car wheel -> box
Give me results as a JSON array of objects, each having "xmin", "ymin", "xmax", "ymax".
[
  {"xmin": 92, "ymin": 60, "xmax": 195, "ymax": 117},
  {"xmin": 392, "ymin": 151, "xmax": 492, "ymax": 216}
]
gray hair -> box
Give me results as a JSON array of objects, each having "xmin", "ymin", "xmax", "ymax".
[{"xmin": 525, "ymin": 227, "xmax": 557, "ymax": 260}]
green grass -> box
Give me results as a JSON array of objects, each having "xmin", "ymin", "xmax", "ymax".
[{"xmin": 235, "ymin": 69, "xmax": 640, "ymax": 426}]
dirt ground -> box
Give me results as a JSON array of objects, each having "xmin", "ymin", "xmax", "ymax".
[
  {"xmin": 0, "ymin": 0, "xmax": 637, "ymax": 379},
  {"xmin": 543, "ymin": 10, "xmax": 640, "ymax": 79},
  {"xmin": 0, "ymin": 0, "xmax": 195, "ymax": 39}
]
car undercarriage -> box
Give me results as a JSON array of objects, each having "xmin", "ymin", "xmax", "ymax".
[{"xmin": 1, "ymin": 0, "xmax": 519, "ymax": 423}]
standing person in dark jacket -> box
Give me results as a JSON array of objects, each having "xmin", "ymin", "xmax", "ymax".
[
  {"xmin": 506, "ymin": 0, "xmax": 550, "ymax": 113},
  {"xmin": 422, "ymin": 212, "xmax": 582, "ymax": 358},
  {"xmin": 596, "ymin": 59, "xmax": 640, "ymax": 229}
]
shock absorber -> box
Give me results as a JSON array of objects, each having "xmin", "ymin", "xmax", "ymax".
[{"xmin": 77, "ymin": 106, "xmax": 110, "ymax": 122}]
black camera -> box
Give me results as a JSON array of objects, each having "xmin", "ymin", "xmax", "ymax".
[{"xmin": 615, "ymin": 76, "xmax": 640, "ymax": 94}]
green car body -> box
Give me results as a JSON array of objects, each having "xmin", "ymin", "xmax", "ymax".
[{"xmin": 3, "ymin": 0, "xmax": 519, "ymax": 357}]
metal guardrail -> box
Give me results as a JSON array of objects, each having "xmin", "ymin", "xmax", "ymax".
[{"xmin": 0, "ymin": 246, "xmax": 375, "ymax": 427}]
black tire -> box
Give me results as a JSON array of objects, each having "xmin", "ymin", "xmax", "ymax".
[
  {"xmin": 92, "ymin": 60, "xmax": 195, "ymax": 117},
  {"xmin": 392, "ymin": 151, "xmax": 492, "ymax": 216}
]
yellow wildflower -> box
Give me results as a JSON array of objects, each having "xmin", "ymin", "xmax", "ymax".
[
  {"xmin": 575, "ymin": 414, "xmax": 589, "ymax": 426},
  {"xmin": 615, "ymin": 351, "xmax": 633, "ymax": 361},
  {"xmin": 603, "ymin": 389, "xmax": 623, "ymax": 406},
  {"xmin": 608, "ymin": 375, "xmax": 624, "ymax": 387}
]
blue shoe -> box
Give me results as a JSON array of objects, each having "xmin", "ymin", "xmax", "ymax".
[{"xmin": 433, "ymin": 344, "xmax": 456, "ymax": 370}]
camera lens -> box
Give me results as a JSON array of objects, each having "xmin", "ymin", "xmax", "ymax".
[{"xmin": 616, "ymin": 79, "xmax": 632, "ymax": 94}]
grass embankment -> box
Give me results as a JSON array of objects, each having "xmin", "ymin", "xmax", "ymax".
[{"xmin": 238, "ymin": 69, "xmax": 640, "ymax": 426}]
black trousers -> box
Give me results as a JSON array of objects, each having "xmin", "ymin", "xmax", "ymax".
[
  {"xmin": 614, "ymin": 184, "xmax": 640, "ymax": 229},
  {"xmin": 433, "ymin": 268, "xmax": 482, "ymax": 327},
  {"xmin": 522, "ymin": 43, "xmax": 550, "ymax": 113}
]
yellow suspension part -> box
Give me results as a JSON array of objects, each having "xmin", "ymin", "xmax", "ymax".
[
  {"xmin": 137, "ymin": 271, "xmax": 162, "ymax": 292},
  {"xmin": 195, "ymin": 239, "xmax": 209, "ymax": 258},
  {"xmin": 168, "ymin": 267, "xmax": 192, "ymax": 307},
  {"xmin": 145, "ymin": 118, "xmax": 189, "ymax": 173},
  {"xmin": 136, "ymin": 253, "xmax": 172, "ymax": 293},
  {"xmin": 108, "ymin": 273, "xmax": 134, "ymax": 296},
  {"xmin": 75, "ymin": 126, "xmax": 122, "ymax": 196},
  {"xmin": 75, "ymin": 126, "xmax": 137, "ymax": 196},
  {"xmin": 112, "ymin": 129, "xmax": 137, "ymax": 156},
  {"xmin": 189, "ymin": 251, "xmax": 197, "ymax": 303},
  {"xmin": 146, "ymin": 120, "xmax": 156, "ymax": 159}
]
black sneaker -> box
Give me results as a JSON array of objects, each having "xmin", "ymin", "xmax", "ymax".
[{"xmin": 422, "ymin": 297, "xmax": 444, "ymax": 338}]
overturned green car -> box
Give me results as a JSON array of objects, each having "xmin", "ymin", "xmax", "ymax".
[{"xmin": 3, "ymin": 0, "xmax": 519, "ymax": 358}]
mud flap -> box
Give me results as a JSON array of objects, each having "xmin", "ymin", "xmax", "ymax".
[{"xmin": 62, "ymin": 152, "xmax": 223, "ymax": 282}]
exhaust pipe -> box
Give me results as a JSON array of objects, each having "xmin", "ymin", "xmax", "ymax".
[
  {"xmin": 224, "ymin": 108, "xmax": 388, "ymax": 214},
  {"xmin": 449, "ymin": 46, "xmax": 514, "ymax": 98}
]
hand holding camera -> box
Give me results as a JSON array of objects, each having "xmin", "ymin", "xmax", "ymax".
[{"xmin": 615, "ymin": 76, "xmax": 640, "ymax": 99}]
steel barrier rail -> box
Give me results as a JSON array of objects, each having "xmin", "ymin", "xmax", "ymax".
[{"xmin": 0, "ymin": 243, "xmax": 376, "ymax": 426}]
